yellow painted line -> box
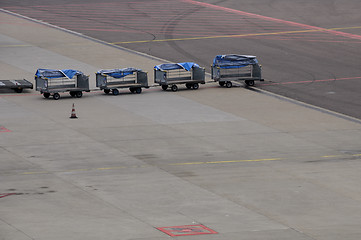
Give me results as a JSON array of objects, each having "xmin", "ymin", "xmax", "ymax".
[
  {"xmin": 96, "ymin": 166, "xmax": 127, "ymax": 170},
  {"xmin": 322, "ymin": 153, "xmax": 361, "ymax": 158},
  {"xmin": 322, "ymin": 155, "xmax": 341, "ymax": 158},
  {"xmin": 18, "ymin": 153, "xmax": 361, "ymax": 175},
  {"xmin": 170, "ymin": 158, "xmax": 282, "ymax": 166},
  {"xmin": 112, "ymin": 26, "xmax": 361, "ymax": 45},
  {"xmin": 22, "ymin": 171, "xmax": 50, "ymax": 175}
]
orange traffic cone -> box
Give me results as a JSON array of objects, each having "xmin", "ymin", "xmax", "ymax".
[{"xmin": 70, "ymin": 103, "xmax": 78, "ymax": 119}]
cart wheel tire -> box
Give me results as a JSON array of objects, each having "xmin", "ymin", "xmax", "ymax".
[
  {"xmin": 53, "ymin": 93, "xmax": 60, "ymax": 100},
  {"xmin": 14, "ymin": 88, "xmax": 23, "ymax": 93},
  {"xmin": 75, "ymin": 91, "xmax": 83, "ymax": 98},
  {"xmin": 192, "ymin": 83, "xmax": 199, "ymax": 90},
  {"xmin": 162, "ymin": 85, "xmax": 168, "ymax": 91},
  {"xmin": 245, "ymin": 80, "xmax": 255, "ymax": 86},
  {"xmin": 70, "ymin": 91, "xmax": 76, "ymax": 97},
  {"xmin": 43, "ymin": 93, "xmax": 50, "ymax": 98},
  {"xmin": 186, "ymin": 83, "xmax": 192, "ymax": 89},
  {"xmin": 219, "ymin": 81, "xmax": 225, "ymax": 87},
  {"xmin": 226, "ymin": 81, "xmax": 232, "ymax": 88},
  {"xmin": 104, "ymin": 89, "xmax": 110, "ymax": 94},
  {"xmin": 112, "ymin": 89, "xmax": 119, "ymax": 95},
  {"xmin": 171, "ymin": 85, "xmax": 178, "ymax": 92},
  {"xmin": 135, "ymin": 87, "xmax": 142, "ymax": 94}
]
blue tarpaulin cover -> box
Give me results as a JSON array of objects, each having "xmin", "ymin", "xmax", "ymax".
[
  {"xmin": 154, "ymin": 62, "xmax": 200, "ymax": 71},
  {"xmin": 97, "ymin": 68, "xmax": 140, "ymax": 78},
  {"xmin": 35, "ymin": 69, "xmax": 83, "ymax": 79},
  {"xmin": 213, "ymin": 55, "xmax": 258, "ymax": 69}
]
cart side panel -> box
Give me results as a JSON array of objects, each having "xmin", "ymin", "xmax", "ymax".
[
  {"xmin": 219, "ymin": 66, "xmax": 252, "ymax": 80},
  {"xmin": 137, "ymin": 71, "xmax": 148, "ymax": 87},
  {"xmin": 166, "ymin": 69, "xmax": 191, "ymax": 82},
  {"xmin": 47, "ymin": 77, "xmax": 76, "ymax": 89},
  {"xmin": 154, "ymin": 69, "xmax": 166, "ymax": 84},
  {"xmin": 192, "ymin": 67, "xmax": 205, "ymax": 82},
  {"xmin": 35, "ymin": 77, "xmax": 48, "ymax": 92},
  {"xmin": 77, "ymin": 75, "xmax": 89, "ymax": 90},
  {"xmin": 96, "ymin": 74, "xmax": 107, "ymax": 88},
  {"xmin": 211, "ymin": 66, "xmax": 220, "ymax": 81},
  {"xmin": 252, "ymin": 64, "xmax": 262, "ymax": 80}
]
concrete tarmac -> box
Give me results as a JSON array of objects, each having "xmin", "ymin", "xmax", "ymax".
[{"xmin": 1, "ymin": 10, "xmax": 361, "ymax": 240}]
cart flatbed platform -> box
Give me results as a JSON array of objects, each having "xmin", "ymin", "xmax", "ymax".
[{"xmin": 0, "ymin": 79, "xmax": 33, "ymax": 93}]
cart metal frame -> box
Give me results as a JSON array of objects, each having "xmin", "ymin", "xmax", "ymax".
[
  {"xmin": 211, "ymin": 54, "xmax": 263, "ymax": 88},
  {"xmin": 154, "ymin": 62, "xmax": 205, "ymax": 92},
  {"xmin": 35, "ymin": 69, "xmax": 89, "ymax": 100},
  {"xmin": 96, "ymin": 68, "xmax": 148, "ymax": 95}
]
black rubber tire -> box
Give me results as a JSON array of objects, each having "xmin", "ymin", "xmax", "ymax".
[
  {"xmin": 43, "ymin": 93, "xmax": 50, "ymax": 98},
  {"xmin": 104, "ymin": 89, "xmax": 110, "ymax": 94},
  {"xmin": 75, "ymin": 91, "xmax": 83, "ymax": 98},
  {"xmin": 186, "ymin": 83, "xmax": 192, "ymax": 89},
  {"xmin": 219, "ymin": 81, "xmax": 225, "ymax": 87},
  {"xmin": 53, "ymin": 93, "xmax": 60, "ymax": 100},
  {"xmin": 14, "ymin": 88, "xmax": 23, "ymax": 93},
  {"xmin": 162, "ymin": 85, "xmax": 168, "ymax": 91},
  {"xmin": 245, "ymin": 80, "xmax": 255, "ymax": 86},
  {"xmin": 129, "ymin": 87, "xmax": 135, "ymax": 93},
  {"xmin": 135, "ymin": 87, "xmax": 142, "ymax": 94},
  {"xmin": 171, "ymin": 85, "xmax": 178, "ymax": 92},
  {"xmin": 192, "ymin": 83, "xmax": 199, "ymax": 90},
  {"xmin": 112, "ymin": 89, "xmax": 119, "ymax": 95},
  {"xmin": 226, "ymin": 81, "xmax": 232, "ymax": 88},
  {"xmin": 70, "ymin": 91, "xmax": 76, "ymax": 97}
]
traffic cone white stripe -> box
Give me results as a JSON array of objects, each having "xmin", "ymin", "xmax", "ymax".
[{"xmin": 70, "ymin": 103, "xmax": 78, "ymax": 119}]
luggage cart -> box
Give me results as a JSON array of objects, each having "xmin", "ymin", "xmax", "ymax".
[
  {"xmin": 35, "ymin": 69, "xmax": 90, "ymax": 100},
  {"xmin": 211, "ymin": 54, "xmax": 263, "ymax": 88},
  {"xmin": 154, "ymin": 62, "xmax": 205, "ymax": 92},
  {"xmin": 0, "ymin": 79, "xmax": 33, "ymax": 93},
  {"xmin": 96, "ymin": 68, "xmax": 148, "ymax": 95}
]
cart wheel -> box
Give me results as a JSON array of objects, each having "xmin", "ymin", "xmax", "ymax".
[
  {"xmin": 192, "ymin": 83, "xmax": 199, "ymax": 90},
  {"xmin": 135, "ymin": 87, "xmax": 142, "ymax": 94},
  {"xmin": 162, "ymin": 85, "xmax": 168, "ymax": 91},
  {"xmin": 186, "ymin": 83, "xmax": 192, "ymax": 89},
  {"xmin": 53, "ymin": 93, "xmax": 60, "ymax": 100},
  {"xmin": 219, "ymin": 81, "xmax": 225, "ymax": 87},
  {"xmin": 14, "ymin": 88, "xmax": 23, "ymax": 93},
  {"xmin": 75, "ymin": 91, "xmax": 83, "ymax": 98},
  {"xmin": 70, "ymin": 91, "xmax": 76, "ymax": 97},
  {"xmin": 245, "ymin": 80, "xmax": 255, "ymax": 86},
  {"xmin": 43, "ymin": 93, "xmax": 50, "ymax": 98},
  {"xmin": 104, "ymin": 89, "xmax": 110, "ymax": 94},
  {"xmin": 226, "ymin": 81, "xmax": 232, "ymax": 88},
  {"xmin": 112, "ymin": 89, "xmax": 119, "ymax": 95},
  {"xmin": 171, "ymin": 85, "xmax": 178, "ymax": 92},
  {"xmin": 129, "ymin": 87, "xmax": 135, "ymax": 93}
]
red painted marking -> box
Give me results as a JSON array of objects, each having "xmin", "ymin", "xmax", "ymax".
[
  {"xmin": 157, "ymin": 224, "xmax": 218, "ymax": 237},
  {"xmin": 262, "ymin": 76, "xmax": 361, "ymax": 86},
  {"xmin": 0, "ymin": 193, "xmax": 16, "ymax": 198},
  {"xmin": 0, "ymin": 126, "xmax": 12, "ymax": 132},
  {"xmin": 182, "ymin": 0, "xmax": 361, "ymax": 41}
]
